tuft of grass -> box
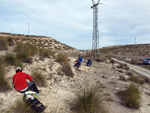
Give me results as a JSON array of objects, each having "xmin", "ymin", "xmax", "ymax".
[
  {"xmin": 117, "ymin": 84, "xmax": 141, "ymax": 109},
  {"xmin": 71, "ymin": 85, "xmax": 107, "ymax": 113},
  {"xmin": 0, "ymin": 58, "xmax": 11, "ymax": 92},
  {"xmin": 3, "ymin": 53, "xmax": 17, "ymax": 65},
  {"xmin": 61, "ymin": 63, "xmax": 74, "ymax": 77},
  {"xmin": 39, "ymin": 48, "xmax": 54, "ymax": 58},
  {"xmin": 14, "ymin": 42, "xmax": 38, "ymax": 63},
  {"xmin": 0, "ymin": 38, "xmax": 8, "ymax": 50},
  {"xmin": 3, "ymin": 53, "xmax": 23, "ymax": 67},
  {"xmin": 31, "ymin": 68, "xmax": 47, "ymax": 87},
  {"xmin": 8, "ymin": 99, "xmax": 35, "ymax": 113},
  {"xmin": 55, "ymin": 53, "xmax": 69, "ymax": 65},
  {"xmin": 128, "ymin": 72, "xmax": 145, "ymax": 85}
]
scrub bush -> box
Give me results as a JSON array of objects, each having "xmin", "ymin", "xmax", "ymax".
[
  {"xmin": 32, "ymin": 69, "xmax": 47, "ymax": 87},
  {"xmin": 14, "ymin": 42, "xmax": 38, "ymax": 63},
  {"xmin": 55, "ymin": 53, "xmax": 69, "ymax": 65},
  {"xmin": 39, "ymin": 49, "xmax": 54, "ymax": 58},
  {"xmin": 71, "ymin": 85, "xmax": 107, "ymax": 113},
  {"xmin": 117, "ymin": 84, "xmax": 141, "ymax": 109}
]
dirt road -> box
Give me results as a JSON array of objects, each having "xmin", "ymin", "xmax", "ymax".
[{"xmin": 112, "ymin": 58, "xmax": 150, "ymax": 78}]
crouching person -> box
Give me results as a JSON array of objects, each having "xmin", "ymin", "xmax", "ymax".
[
  {"xmin": 74, "ymin": 59, "xmax": 81, "ymax": 68},
  {"xmin": 87, "ymin": 58, "xmax": 92, "ymax": 66},
  {"xmin": 13, "ymin": 67, "xmax": 39, "ymax": 93}
]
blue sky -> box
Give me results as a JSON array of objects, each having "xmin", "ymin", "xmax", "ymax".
[{"xmin": 0, "ymin": 0, "xmax": 150, "ymax": 50}]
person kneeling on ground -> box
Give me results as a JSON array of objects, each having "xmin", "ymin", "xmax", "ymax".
[
  {"xmin": 74, "ymin": 59, "xmax": 81, "ymax": 68},
  {"xmin": 13, "ymin": 67, "xmax": 39, "ymax": 93},
  {"xmin": 78, "ymin": 55, "xmax": 83, "ymax": 63},
  {"xmin": 87, "ymin": 58, "xmax": 92, "ymax": 66}
]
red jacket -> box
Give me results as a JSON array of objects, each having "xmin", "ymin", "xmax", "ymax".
[{"xmin": 13, "ymin": 72, "xmax": 33, "ymax": 91}]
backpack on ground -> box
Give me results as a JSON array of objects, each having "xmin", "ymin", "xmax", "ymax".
[{"xmin": 23, "ymin": 91, "xmax": 46, "ymax": 112}]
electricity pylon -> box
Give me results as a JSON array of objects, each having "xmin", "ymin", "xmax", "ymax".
[
  {"xmin": 91, "ymin": 0, "xmax": 100, "ymax": 58},
  {"xmin": 27, "ymin": 23, "xmax": 31, "ymax": 35}
]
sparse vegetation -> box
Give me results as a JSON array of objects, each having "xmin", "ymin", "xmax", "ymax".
[
  {"xmin": 0, "ymin": 58, "xmax": 11, "ymax": 92},
  {"xmin": 61, "ymin": 63, "xmax": 74, "ymax": 77},
  {"xmin": 71, "ymin": 85, "xmax": 107, "ymax": 113},
  {"xmin": 0, "ymin": 38, "xmax": 8, "ymax": 50},
  {"xmin": 8, "ymin": 99, "xmax": 35, "ymax": 113},
  {"xmin": 32, "ymin": 68, "xmax": 47, "ymax": 87},
  {"xmin": 117, "ymin": 63, "xmax": 129, "ymax": 70},
  {"xmin": 7, "ymin": 37, "xmax": 14, "ymax": 46},
  {"xmin": 3, "ymin": 53, "xmax": 17, "ymax": 65},
  {"xmin": 96, "ymin": 55, "xmax": 112, "ymax": 63},
  {"xmin": 14, "ymin": 42, "xmax": 38, "ymax": 63},
  {"xmin": 100, "ymin": 44, "xmax": 150, "ymax": 56},
  {"xmin": 3, "ymin": 53, "xmax": 23, "ymax": 67},
  {"xmin": 117, "ymin": 84, "xmax": 141, "ymax": 109},
  {"xmin": 39, "ymin": 48, "xmax": 54, "ymax": 58},
  {"xmin": 127, "ymin": 72, "xmax": 145, "ymax": 85},
  {"xmin": 55, "ymin": 53, "xmax": 69, "ymax": 65}
]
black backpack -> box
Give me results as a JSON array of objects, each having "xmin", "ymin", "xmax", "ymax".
[{"xmin": 26, "ymin": 97, "xmax": 46, "ymax": 112}]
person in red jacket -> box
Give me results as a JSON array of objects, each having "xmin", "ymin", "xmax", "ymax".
[{"xmin": 13, "ymin": 67, "xmax": 39, "ymax": 93}]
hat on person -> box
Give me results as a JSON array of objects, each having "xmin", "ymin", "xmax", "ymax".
[{"xmin": 16, "ymin": 67, "xmax": 22, "ymax": 73}]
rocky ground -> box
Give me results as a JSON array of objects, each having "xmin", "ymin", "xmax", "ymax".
[{"xmin": 1, "ymin": 52, "xmax": 150, "ymax": 113}]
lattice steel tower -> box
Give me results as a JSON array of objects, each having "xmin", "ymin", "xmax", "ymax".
[{"xmin": 91, "ymin": 0, "xmax": 100, "ymax": 57}]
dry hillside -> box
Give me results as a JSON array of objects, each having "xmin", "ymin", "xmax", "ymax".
[
  {"xmin": 0, "ymin": 32, "xmax": 76, "ymax": 51},
  {"xmin": 1, "ymin": 35, "xmax": 150, "ymax": 113},
  {"xmin": 100, "ymin": 44, "xmax": 150, "ymax": 56}
]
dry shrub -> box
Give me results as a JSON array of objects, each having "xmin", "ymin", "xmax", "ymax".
[
  {"xmin": 128, "ymin": 72, "xmax": 145, "ymax": 85},
  {"xmin": 0, "ymin": 38, "xmax": 8, "ymax": 50},
  {"xmin": 3, "ymin": 53, "xmax": 23, "ymax": 67},
  {"xmin": 71, "ymin": 85, "xmax": 107, "ymax": 113},
  {"xmin": 0, "ymin": 58, "xmax": 11, "ymax": 92},
  {"xmin": 117, "ymin": 84, "xmax": 141, "ymax": 109},
  {"xmin": 55, "ymin": 53, "xmax": 69, "ymax": 65},
  {"xmin": 7, "ymin": 37, "xmax": 14, "ymax": 46},
  {"xmin": 96, "ymin": 55, "xmax": 111, "ymax": 63},
  {"xmin": 14, "ymin": 42, "xmax": 38, "ymax": 63},
  {"xmin": 8, "ymin": 99, "xmax": 35, "ymax": 113},
  {"xmin": 61, "ymin": 63, "xmax": 74, "ymax": 77},
  {"xmin": 3, "ymin": 53, "xmax": 17, "ymax": 65},
  {"xmin": 32, "ymin": 69, "xmax": 47, "ymax": 87},
  {"xmin": 39, "ymin": 48, "xmax": 54, "ymax": 58}
]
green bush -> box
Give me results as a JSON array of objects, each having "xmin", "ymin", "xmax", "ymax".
[
  {"xmin": 61, "ymin": 63, "xmax": 74, "ymax": 77},
  {"xmin": 117, "ymin": 84, "xmax": 141, "ymax": 109},
  {"xmin": 0, "ymin": 38, "xmax": 8, "ymax": 50},
  {"xmin": 32, "ymin": 69, "xmax": 47, "ymax": 87},
  {"xmin": 14, "ymin": 42, "xmax": 38, "ymax": 63},
  {"xmin": 55, "ymin": 53, "xmax": 69, "ymax": 65},
  {"xmin": 39, "ymin": 49, "xmax": 54, "ymax": 58},
  {"xmin": 0, "ymin": 59, "xmax": 11, "ymax": 92},
  {"xmin": 71, "ymin": 85, "xmax": 107, "ymax": 113}
]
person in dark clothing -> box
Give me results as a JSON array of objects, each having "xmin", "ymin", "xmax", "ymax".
[
  {"xmin": 87, "ymin": 58, "xmax": 92, "ymax": 66},
  {"xmin": 74, "ymin": 59, "xmax": 81, "ymax": 68},
  {"xmin": 13, "ymin": 67, "xmax": 39, "ymax": 93}
]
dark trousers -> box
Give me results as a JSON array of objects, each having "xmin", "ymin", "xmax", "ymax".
[
  {"xmin": 28, "ymin": 81, "xmax": 39, "ymax": 93},
  {"xmin": 19, "ymin": 81, "xmax": 39, "ymax": 93}
]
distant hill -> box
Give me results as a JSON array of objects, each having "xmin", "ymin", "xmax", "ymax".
[
  {"xmin": 0, "ymin": 32, "xmax": 76, "ymax": 51},
  {"xmin": 99, "ymin": 44, "xmax": 150, "ymax": 56}
]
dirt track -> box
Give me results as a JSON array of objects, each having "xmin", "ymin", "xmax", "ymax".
[{"xmin": 112, "ymin": 58, "xmax": 150, "ymax": 78}]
